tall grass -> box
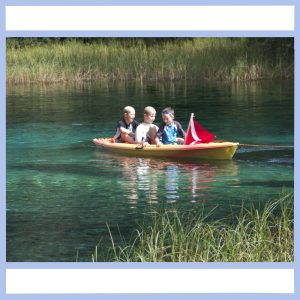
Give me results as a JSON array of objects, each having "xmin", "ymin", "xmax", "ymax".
[
  {"xmin": 92, "ymin": 191, "xmax": 294, "ymax": 262},
  {"xmin": 7, "ymin": 38, "xmax": 293, "ymax": 84}
]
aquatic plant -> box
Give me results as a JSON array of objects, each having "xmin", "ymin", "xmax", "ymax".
[{"xmin": 92, "ymin": 191, "xmax": 294, "ymax": 262}]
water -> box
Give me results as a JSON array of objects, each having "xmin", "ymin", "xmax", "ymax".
[{"xmin": 6, "ymin": 80, "xmax": 294, "ymax": 262}]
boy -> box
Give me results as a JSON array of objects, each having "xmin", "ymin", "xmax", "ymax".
[
  {"xmin": 135, "ymin": 106, "xmax": 158, "ymax": 146},
  {"xmin": 155, "ymin": 107, "xmax": 186, "ymax": 146},
  {"xmin": 114, "ymin": 106, "xmax": 139, "ymax": 143}
]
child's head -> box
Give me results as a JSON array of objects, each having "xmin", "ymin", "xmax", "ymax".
[
  {"xmin": 162, "ymin": 107, "xmax": 174, "ymax": 125},
  {"xmin": 143, "ymin": 106, "xmax": 156, "ymax": 124},
  {"xmin": 123, "ymin": 106, "xmax": 135, "ymax": 123}
]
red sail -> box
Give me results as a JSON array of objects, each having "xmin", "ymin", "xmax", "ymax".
[{"xmin": 184, "ymin": 114, "xmax": 216, "ymax": 145}]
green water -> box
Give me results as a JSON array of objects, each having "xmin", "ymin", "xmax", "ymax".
[{"xmin": 6, "ymin": 80, "xmax": 294, "ymax": 262}]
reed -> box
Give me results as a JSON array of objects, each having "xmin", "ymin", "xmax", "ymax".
[
  {"xmin": 7, "ymin": 38, "xmax": 293, "ymax": 84},
  {"xmin": 92, "ymin": 191, "xmax": 294, "ymax": 262}
]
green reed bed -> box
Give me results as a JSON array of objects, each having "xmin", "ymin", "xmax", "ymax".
[
  {"xmin": 7, "ymin": 38, "xmax": 293, "ymax": 84},
  {"xmin": 92, "ymin": 191, "xmax": 293, "ymax": 262}
]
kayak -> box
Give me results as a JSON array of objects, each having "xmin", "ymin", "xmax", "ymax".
[{"xmin": 93, "ymin": 138, "xmax": 239, "ymax": 160}]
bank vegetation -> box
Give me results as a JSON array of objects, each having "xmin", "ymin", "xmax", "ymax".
[{"xmin": 7, "ymin": 38, "xmax": 294, "ymax": 84}]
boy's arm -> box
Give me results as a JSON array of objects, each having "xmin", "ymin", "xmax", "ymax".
[
  {"xmin": 155, "ymin": 136, "xmax": 162, "ymax": 146},
  {"xmin": 135, "ymin": 125, "xmax": 143, "ymax": 143},
  {"xmin": 120, "ymin": 120, "xmax": 139, "ymax": 136},
  {"xmin": 118, "ymin": 120, "xmax": 136, "ymax": 136},
  {"xmin": 113, "ymin": 121, "xmax": 122, "ymax": 139},
  {"xmin": 155, "ymin": 124, "xmax": 164, "ymax": 146},
  {"xmin": 120, "ymin": 126, "xmax": 134, "ymax": 136},
  {"xmin": 114, "ymin": 121, "xmax": 132, "ymax": 140},
  {"xmin": 176, "ymin": 121, "xmax": 186, "ymax": 138},
  {"xmin": 156, "ymin": 124, "xmax": 164, "ymax": 139}
]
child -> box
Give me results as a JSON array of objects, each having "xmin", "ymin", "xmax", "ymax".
[
  {"xmin": 155, "ymin": 107, "xmax": 186, "ymax": 146},
  {"xmin": 135, "ymin": 106, "xmax": 158, "ymax": 146},
  {"xmin": 114, "ymin": 106, "xmax": 139, "ymax": 143}
]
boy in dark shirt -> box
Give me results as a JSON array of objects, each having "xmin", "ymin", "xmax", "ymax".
[{"xmin": 114, "ymin": 106, "xmax": 139, "ymax": 143}]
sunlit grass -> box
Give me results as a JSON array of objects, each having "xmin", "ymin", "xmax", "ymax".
[
  {"xmin": 92, "ymin": 191, "xmax": 294, "ymax": 262},
  {"xmin": 7, "ymin": 38, "xmax": 293, "ymax": 84}
]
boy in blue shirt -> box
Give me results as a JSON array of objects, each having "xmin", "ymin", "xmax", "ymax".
[{"xmin": 155, "ymin": 107, "xmax": 186, "ymax": 146}]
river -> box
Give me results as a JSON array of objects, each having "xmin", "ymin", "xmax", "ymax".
[{"xmin": 6, "ymin": 80, "xmax": 294, "ymax": 261}]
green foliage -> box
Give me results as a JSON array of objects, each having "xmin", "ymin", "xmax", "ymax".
[
  {"xmin": 6, "ymin": 37, "xmax": 194, "ymax": 49},
  {"xmin": 93, "ymin": 191, "xmax": 294, "ymax": 262},
  {"xmin": 6, "ymin": 38, "xmax": 294, "ymax": 84}
]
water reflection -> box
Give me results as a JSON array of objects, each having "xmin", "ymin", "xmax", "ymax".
[
  {"xmin": 185, "ymin": 164, "xmax": 215, "ymax": 202},
  {"xmin": 165, "ymin": 164, "xmax": 179, "ymax": 203},
  {"xmin": 94, "ymin": 152, "xmax": 239, "ymax": 209},
  {"xmin": 122, "ymin": 157, "xmax": 159, "ymax": 207}
]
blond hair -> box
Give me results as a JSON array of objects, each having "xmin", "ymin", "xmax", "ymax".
[
  {"xmin": 123, "ymin": 106, "xmax": 135, "ymax": 114},
  {"xmin": 144, "ymin": 106, "xmax": 156, "ymax": 116}
]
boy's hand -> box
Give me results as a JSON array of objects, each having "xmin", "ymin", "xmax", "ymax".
[
  {"xmin": 177, "ymin": 138, "xmax": 184, "ymax": 144},
  {"xmin": 129, "ymin": 132, "xmax": 135, "ymax": 137}
]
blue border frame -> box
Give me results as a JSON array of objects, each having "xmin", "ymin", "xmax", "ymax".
[
  {"xmin": 1, "ymin": 0, "xmax": 6, "ymax": 299},
  {"xmin": 5, "ymin": 31, "xmax": 295, "ymax": 38},
  {"xmin": 1, "ymin": 0, "xmax": 298, "ymax": 299},
  {"xmin": 2, "ymin": 0, "xmax": 298, "ymax": 6}
]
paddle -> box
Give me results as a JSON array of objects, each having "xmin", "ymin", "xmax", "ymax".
[{"xmin": 239, "ymin": 143, "xmax": 293, "ymax": 149}]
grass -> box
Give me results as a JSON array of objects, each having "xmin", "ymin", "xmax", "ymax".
[
  {"xmin": 7, "ymin": 38, "xmax": 293, "ymax": 84},
  {"xmin": 92, "ymin": 191, "xmax": 294, "ymax": 262}
]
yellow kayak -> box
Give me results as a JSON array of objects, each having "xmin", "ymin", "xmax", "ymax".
[{"xmin": 93, "ymin": 138, "xmax": 239, "ymax": 160}]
